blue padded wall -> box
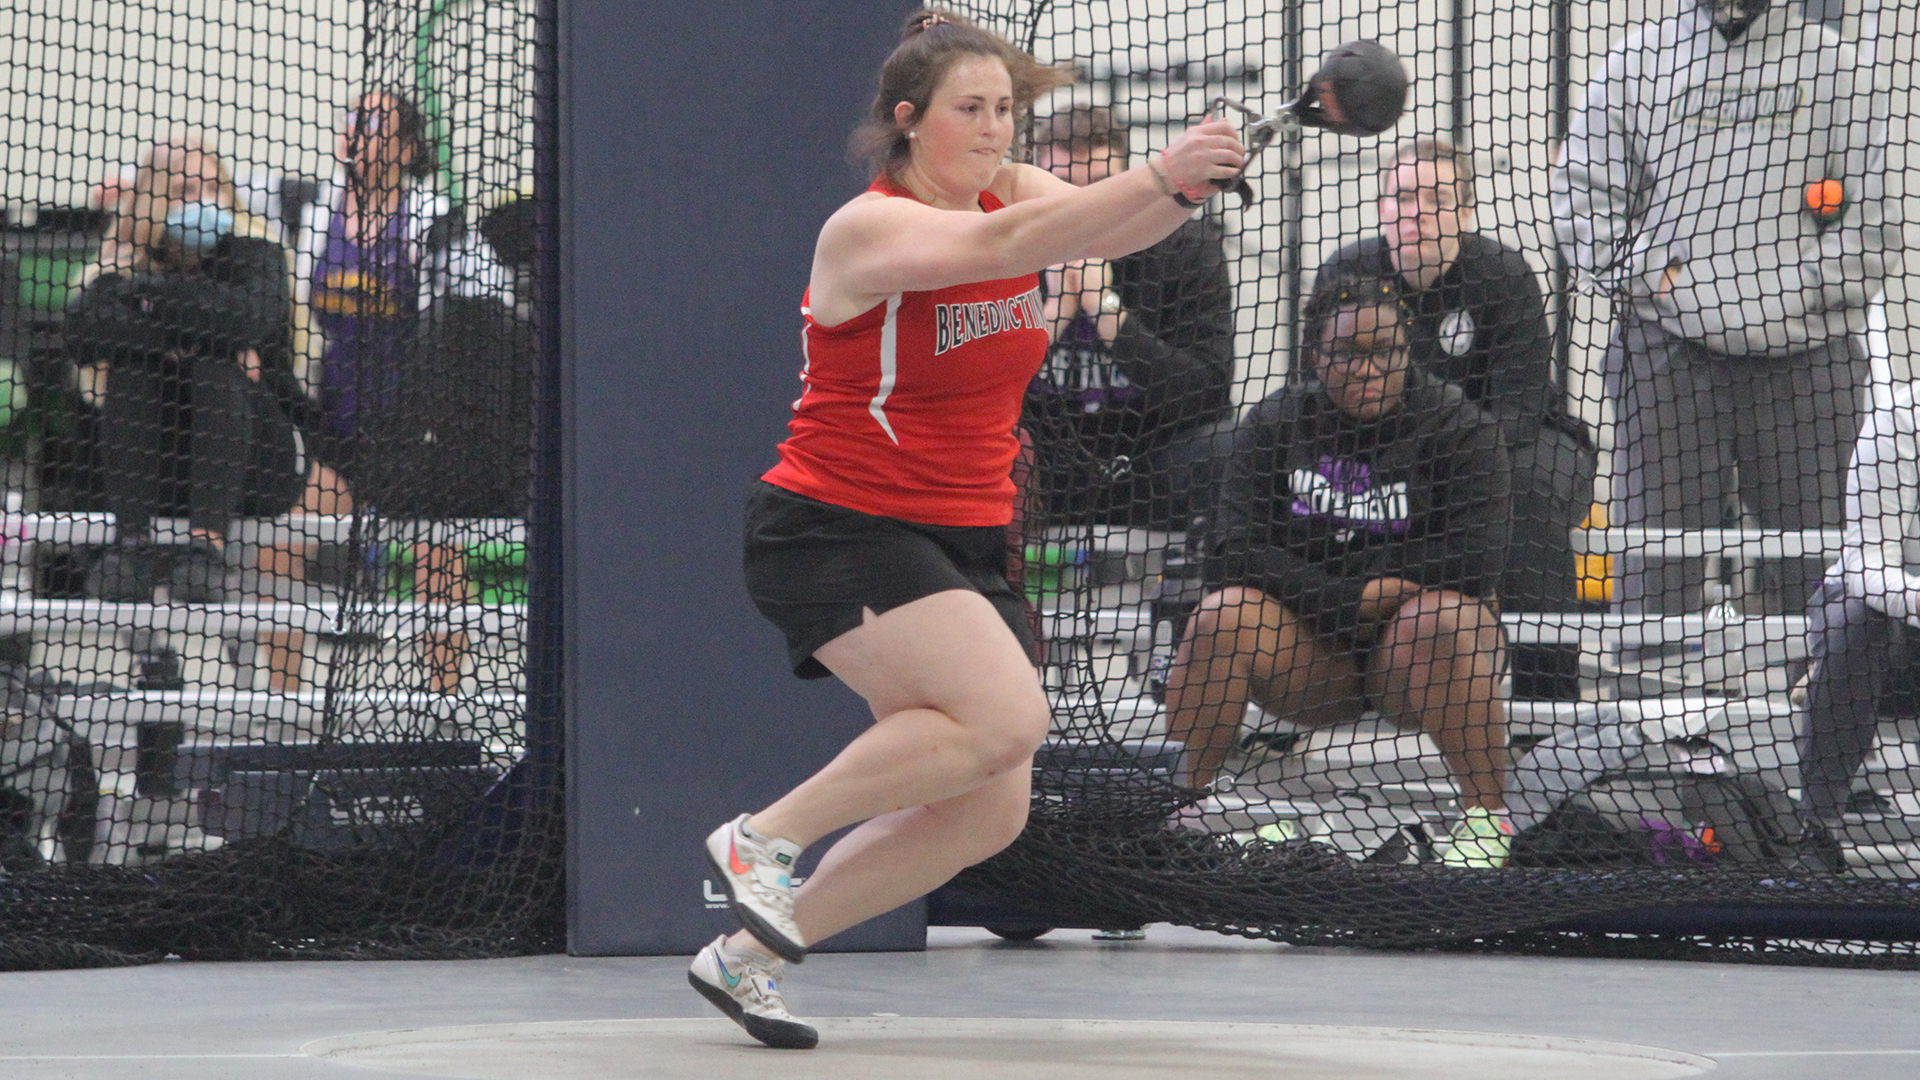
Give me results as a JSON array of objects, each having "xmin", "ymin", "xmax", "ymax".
[{"xmin": 561, "ymin": 0, "xmax": 922, "ymax": 955}]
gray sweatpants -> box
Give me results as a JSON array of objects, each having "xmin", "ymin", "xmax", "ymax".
[
  {"xmin": 1801, "ymin": 579, "xmax": 1903, "ymax": 824},
  {"xmin": 1609, "ymin": 316, "xmax": 1865, "ymax": 615}
]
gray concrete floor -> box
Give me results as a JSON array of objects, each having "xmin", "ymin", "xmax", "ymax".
[{"xmin": 0, "ymin": 926, "xmax": 1916, "ymax": 1078}]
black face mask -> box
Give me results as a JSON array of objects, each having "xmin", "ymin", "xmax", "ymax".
[{"xmin": 1700, "ymin": 0, "xmax": 1772, "ymax": 40}]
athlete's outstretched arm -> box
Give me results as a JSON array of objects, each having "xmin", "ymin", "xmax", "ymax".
[{"xmin": 811, "ymin": 118, "xmax": 1241, "ymax": 311}]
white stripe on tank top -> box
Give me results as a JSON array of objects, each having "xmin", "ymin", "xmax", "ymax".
[{"xmin": 868, "ymin": 293, "xmax": 903, "ymax": 444}]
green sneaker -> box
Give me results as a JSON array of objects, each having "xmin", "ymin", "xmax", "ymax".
[
  {"xmin": 1442, "ymin": 807, "xmax": 1514, "ymax": 868},
  {"xmin": 1252, "ymin": 820, "xmax": 1302, "ymax": 843}
]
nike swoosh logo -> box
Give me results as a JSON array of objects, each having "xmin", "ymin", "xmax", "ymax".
[
  {"xmin": 728, "ymin": 839, "xmax": 751, "ymax": 876},
  {"xmin": 715, "ymin": 956, "xmax": 742, "ymax": 988}
]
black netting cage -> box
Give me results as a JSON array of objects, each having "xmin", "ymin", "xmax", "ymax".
[
  {"xmin": 920, "ymin": 0, "xmax": 1920, "ymax": 967},
  {"xmin": 0, "ymin": 0, "xmax": 561, "ymax": 968},
  {"xmin": 8, "ymin": 0, "xmax": 1920, "ymax": 976}
]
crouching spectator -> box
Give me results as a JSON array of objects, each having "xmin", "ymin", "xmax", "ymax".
[
  {"xmin": 1797, "ymin": 382, "xmax": 1920, "ymax": 873},
  {"xmin": 1320, "ymin": 138, "xmax": 1593, "ymax": 618},
  {"xmin": 64, "ymin": 136, "xmax": 343, "ymax": 604},
  {"xmin": 1164, "ymin": 269, "xmax": 1515, "ymax": 867}
]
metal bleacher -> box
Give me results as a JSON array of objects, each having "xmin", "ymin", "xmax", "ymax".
[{"xmin": 2, "ymin": 511, "xmax": 527, "ymax": 864}]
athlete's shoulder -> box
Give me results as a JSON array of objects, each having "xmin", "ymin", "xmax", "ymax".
[{"xmin": 816, "ymin": 185, "xmax": 925, "ymax": 254}]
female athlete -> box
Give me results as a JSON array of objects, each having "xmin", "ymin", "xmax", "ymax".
[{"xmin": 689, "ymin": 9, "xmax": 1244, "ymax": 1049}]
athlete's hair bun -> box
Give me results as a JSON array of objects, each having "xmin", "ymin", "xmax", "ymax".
[{"xmin": 907, "ymin": 11, "xmax": 951, "ymax": 36}]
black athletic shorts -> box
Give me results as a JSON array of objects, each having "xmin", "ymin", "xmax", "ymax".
[{"xmin": 742, "ymin": 481, "xmax": 1038, "ymax": 680}]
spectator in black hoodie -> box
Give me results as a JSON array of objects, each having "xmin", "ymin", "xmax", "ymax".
[
  {"xmin": 1025, "ymin": 106, "xmax": 1237, "ymax": 529},
  {"xmin": 65, "ymin": 137, "xmax": 346, "ymax": 603},
  {"xmin": 1320, "ymin": 138, "xmax": 1592, "ymax": 615},
  {"xmin": 1165, "ymin": 269, "xmax": 1516, "ymax": 866}
]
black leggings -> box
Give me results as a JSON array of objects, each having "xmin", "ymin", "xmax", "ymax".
[{"xmin": 99, "ymin": 355, "xmax": 304, "ymax": 536}]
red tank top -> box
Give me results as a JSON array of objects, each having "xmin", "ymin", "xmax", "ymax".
[{"xmin": 760, "ymin": 180, "xmax": 1047, "ymax": 526}]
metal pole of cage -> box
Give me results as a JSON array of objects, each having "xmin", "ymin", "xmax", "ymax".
[
  {"xmin": 1449, "ymin": 0, "xmax": 1470, "ymax": 151},
  {"xmin": 1282, "ymin": 0, "xmax": 1304, "ymax": 371},
  {"xmin": 525, "ymin": 0, "xmax": 563, "ymax": 806},
  {"xmin": 1550, "ymin": 0, "xmax": 1573, "ymax": 398}
]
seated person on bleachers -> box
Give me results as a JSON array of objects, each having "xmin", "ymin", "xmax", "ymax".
[
  {"xmin": 295, "ymin": 88, "xmax": 515, "ymax": 494},
  {"xmin": 63, "ymin": 136, "xmax": 345, "ymax": 604},
  {"xmin": 1797, "ymin": 382, "xmax": 1920, "ymax": 873},
  {"xmin": 1164, "ymin": 269, "xmax": 1516, "ymax": 867},
  {"xmin": 1024, "ymin": 106, "xmax": 1236, "ymax": 530},
  {"xmin": 1319, "ymin": 137, "xmax": 1593, "ymax": 615},
  {"xmin": 289, "ymin": 88, "xmax": 519, "ymax": 694}
]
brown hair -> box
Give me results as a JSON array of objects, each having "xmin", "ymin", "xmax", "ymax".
[
  {"xmin": 1035, "ymin": 105, "xmax": 1129, "ymax": 162},
  {"xmin": 1384, "ymin": 137, "xmax": 1477, "ymax": 208},
  {"xmin": 351, "ymin": 88, "xmax": 437, "ymax": 182},
  {"xmin": 850, "ymin": 9, "xmax": 1075, "ymax": 183}
]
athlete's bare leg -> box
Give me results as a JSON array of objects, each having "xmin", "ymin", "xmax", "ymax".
[
  {"xmin": 729, "ymin": 764, "xmax": 1031, "ymax": 954},
  {"xmin": 721, "ymin": 589, "xmax": 1047, "ymax": 956}
]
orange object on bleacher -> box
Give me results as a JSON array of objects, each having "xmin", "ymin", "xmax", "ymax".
[{"xmin": 1575, "ymin": 503, "xmax": 1615, "ymax": 605}]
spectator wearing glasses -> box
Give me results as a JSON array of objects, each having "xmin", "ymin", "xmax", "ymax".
[
  {"xmin": 1165, "ymin": 269, "xmax": 1515, "ymax": 867},
  {"xmin": 1321, "ymin": 138, "xmax": 1592, "ymax": 618}
]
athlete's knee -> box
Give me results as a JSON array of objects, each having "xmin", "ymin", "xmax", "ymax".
[
  {"xmin": 953, "ymin": 680, "xmax": 1049, "ymax": 778},
  {"xmin": 959, "ymin": 783, "xmax": 1032, "ymax": 863},
  {"xmin": 978, "ymin": 703, "xmax": 1049, "ymax": 778}
]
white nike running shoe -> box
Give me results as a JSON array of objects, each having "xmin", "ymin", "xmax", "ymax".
[
  {"xmin": 704, "ymin": 814, "xmax": 808, "ymax": 963},
  {"xmin": 688, "ymin": 935, "xmax": 818, "ymax": 1050}
]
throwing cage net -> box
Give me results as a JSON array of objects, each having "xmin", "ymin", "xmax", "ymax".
[
  {"xmin": 935, "ymin": 0, "xmax": 1920, "ymax": 966},
  {"xmin": 0, "ymin": 0, "xmax": 560, "ymax": 968}
]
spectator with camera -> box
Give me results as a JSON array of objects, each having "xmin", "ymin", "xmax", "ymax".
[
  {"xmin": 1024, "ymin": 105, "xmax": 1237, "ymax": 531},
  {"xmin": 64, "ymin": 136, "xmax": 344, "ymax": 604}
]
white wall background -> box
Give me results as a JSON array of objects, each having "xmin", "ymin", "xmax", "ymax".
[{"xmin": 0, "ymin": 0, "xmax": 534, "ymax": 212}]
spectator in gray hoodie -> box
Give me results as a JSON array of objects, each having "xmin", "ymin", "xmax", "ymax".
[{"xmin": 1553, "ymin": 0, "xmax": 1905, "ymax": 617}]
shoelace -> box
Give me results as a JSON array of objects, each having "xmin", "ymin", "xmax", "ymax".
[
  {"xmin": 737, "ymin": 840, "xmax": 797, "ymax": 907},
  {"xmin": 743, "ymin": 863, "xmax": 794, "ymax": 907},
  {"xmin": 728, "ymin": 951, "xmax": 788, "ymax": 1008}
]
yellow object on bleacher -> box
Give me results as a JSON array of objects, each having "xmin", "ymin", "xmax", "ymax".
[{"xmin": 1575, "ymin": 503, "xmax": 1615, "ymax": 605}]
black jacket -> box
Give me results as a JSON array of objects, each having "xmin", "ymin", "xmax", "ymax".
[
  {"xmin": 1207, "ymin": 371, "xmax": 1511, "ymax": 638},
  {"xmin": 1320, "ymin": 233, "xmax": 1555, "ymax": 447},
  {"xmin": 1026, "ymin": 214, "xmax": 1235, "ymax": 466},
  {"xmin": 64, "ymin": 233, "xmax": 310, "ymax": 430}
]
